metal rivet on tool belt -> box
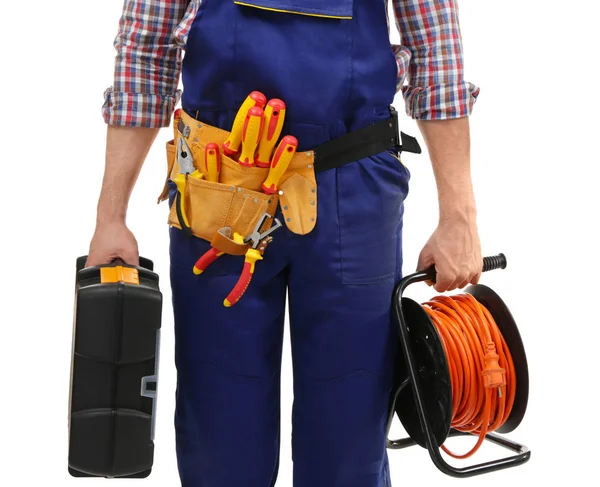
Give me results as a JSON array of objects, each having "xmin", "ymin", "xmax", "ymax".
[
  {"xmin": 197, "ymin": 123, "xmax": 202, "ymax": 128},
  {"xmin": 283, "ymin": 205, "xmax": 289, "ymax": 210},
  {"xmin": 311, "ymin": 217, "xmax": 315, "ymax": 222},
  {"xmin": 194, "ymin": 137, "xmax": 199, "ymax": 143},
  {"xmin": 237, "ymin": 187, "xmax": 243, "ymax": 192},
  {"xmin": 286, "ymin": 218, "xmax": 291, "ymax": 222},
  {"xmin": 312, "ymin": 188, "xmax": 316, "ymax": 193},
  {"xmin": 307, "ymin": 164, "xmax": 313, "ymax": 169},
  {"xmin": 311, "ymin": 201, "xmax": 315, "ymax": 206},
  {"xmin": 279, "ymin": 190, "xmax": 284, "ymax": 196},
  {"xmin": 253, "ymin": 198, "xmax": 258, "ymax": 204},
  {"xmin": 306, "ymin": 151, "xmax": 313, "ymax": 157}
]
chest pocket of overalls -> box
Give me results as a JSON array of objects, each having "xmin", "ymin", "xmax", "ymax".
[{"xmin": 233, "ymin": 0, "xmax": 353, "ymax": 18}]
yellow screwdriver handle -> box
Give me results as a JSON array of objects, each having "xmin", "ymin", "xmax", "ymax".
[
  {"xmin": 205, "ymin": 143, "xmax": 221, "ymax": 182},
  {"xmin": 223, "ymin": 91, "xmax": 266, "ymax": 158},
  {"xmin": 262, "ymin": 136, "xmax": 298, "ymax": 195},
  {"xmin": 239, "ymin": 106, "xmax": 264, "ymax": 167},
  {"xmin": 256, "ymin": 99, "xmax": 286, "ymax": 168}
]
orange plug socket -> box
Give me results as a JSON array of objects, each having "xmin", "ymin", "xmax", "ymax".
[{"xmin": 481, "ymin": 342, "xmax": 506, "ymax": 388}]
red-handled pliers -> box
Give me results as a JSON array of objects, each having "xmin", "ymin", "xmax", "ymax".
[
  {"xmin": 193, "ymin": 247, "xmax": 225, "ymax": 275},
  {"xmin": 192, "ymin": 214, "xmax": 282, "ymax": 306}
]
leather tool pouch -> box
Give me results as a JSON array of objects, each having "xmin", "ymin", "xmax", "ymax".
[{"xmin": 158, "ymin": 110, "xmax": 318, "ymax": 243}]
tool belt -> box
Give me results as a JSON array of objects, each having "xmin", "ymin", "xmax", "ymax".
[{"xmin": 157, "ymin": 107, "xmax": 421, "ymax": 244}]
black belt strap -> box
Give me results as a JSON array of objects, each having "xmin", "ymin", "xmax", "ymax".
[
  {"xmin": 313, "ymin": 106, "xmax": 422, "ymax": 173},
  {"xmin": 184, "ymin": 105, "xmax": 421, "ymax": 172}
]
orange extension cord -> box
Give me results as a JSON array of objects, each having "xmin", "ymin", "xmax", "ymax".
[{"xmin": 422, "ymin": 294, "xmax": 516, "ymax": 459}]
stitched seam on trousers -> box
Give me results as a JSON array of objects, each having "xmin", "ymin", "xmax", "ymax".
[
  {"xmin": 299, "ymin": 368, "xmax": 383, "ymax": 383},
  {"xmin": 198, "ymin": 360, "xmax": 279, "ymax": 381},
  {"xmin": 343, "ymin": 272, "xmax": 396, "ymax": 285}
]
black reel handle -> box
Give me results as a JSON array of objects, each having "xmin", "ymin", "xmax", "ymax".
[
  {"xmin": 398, "ymin": 254, "xmax": 507, "ymax": 297},
  {"xmin": 423, "ymin": 253, "xmax": 507, "ymax": 282},
  {"xmin": 483, "ymin": 253, "xmax": 507, "ymax": 272}
]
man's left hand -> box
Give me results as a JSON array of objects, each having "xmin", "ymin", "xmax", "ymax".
[{"xmin": 417, "ymin": 215, "xmax": 483, "ymax": 293}]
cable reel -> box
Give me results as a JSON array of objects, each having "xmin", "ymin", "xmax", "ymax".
[{"xmin": 386, "ymin": 254, "xmax": 530, "ymax": 477}]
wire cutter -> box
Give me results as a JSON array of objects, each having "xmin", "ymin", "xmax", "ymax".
[
  {"xmin": 224, "ymin": 214, "xmax": 282, "ymax": 307},
  {"xmin": 192, "ymin": 213, "xmax": 283, "ymax": 306},
  {"xmin": 173, "ymin": 136, "xmax": 203, "ymax": 237}
]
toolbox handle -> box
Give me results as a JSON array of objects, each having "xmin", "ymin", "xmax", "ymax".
[{"xmin": 76, "ymin": 256, "xmax": 155, "ymax": 273}]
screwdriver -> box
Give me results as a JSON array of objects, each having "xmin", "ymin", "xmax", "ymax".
[
  {"xmin": 261, "ymin": 135, "xmax": 298, "ymax": 194},
  {"xmin": 256, "ymin": 99, "xmax": 286, "ymax": 168},
  {"xmin": 205, "ymin": 143, "xmax": 221, "ymax": 182},
  {"xmin": 239, "ymin": 106, "xmax": 264, "ymax": 167},
  {"xmin": 174, "ymin": 108, "xmax": 182, "ymax": 142},
  {"xmin": 223, "ymin": 91, "xmax": 267, "ymax": 158}
]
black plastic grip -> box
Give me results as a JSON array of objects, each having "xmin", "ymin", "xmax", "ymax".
[
  {"xmin": 423, "ymin": 253, "xmax": 507, "ymax": 283},
  {"xmin": 483, "ymin": 253, "xmax": 507, "ymax": 272}
]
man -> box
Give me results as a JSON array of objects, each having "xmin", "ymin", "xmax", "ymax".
[{"xmin": 87, "ymin": 0, "xmax": 483, "ymax": 485}]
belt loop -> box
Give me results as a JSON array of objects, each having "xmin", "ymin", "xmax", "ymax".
[{"xmin": 196, "ymin": 110, "xmax": 200, "ymax": 121}]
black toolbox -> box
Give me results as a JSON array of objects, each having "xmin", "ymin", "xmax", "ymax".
[{"xmin": 68, "ymin": 256, "xmax": 162, "ymax": 478}]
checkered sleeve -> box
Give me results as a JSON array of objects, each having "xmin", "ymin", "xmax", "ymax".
[
  {"xmin": 102, "ymin": 0, "xmax": 198, "ymax": 128},
  {"xmin": 392, "ymin": 0, "xmax": 480, "ymax": 120}
]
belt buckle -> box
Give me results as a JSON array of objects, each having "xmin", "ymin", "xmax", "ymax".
[
  {"xmin": 388, "ymin": 105, "xmax": 422, "ymax": 155},
  {"xmin": 388, "ymin": 106, "xmax": 401, "ymax": 151}
]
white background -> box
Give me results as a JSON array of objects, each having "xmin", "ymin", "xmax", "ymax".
[{"xmin": 0, "ymin": 0, "xmax": 598, "ymax": 485}]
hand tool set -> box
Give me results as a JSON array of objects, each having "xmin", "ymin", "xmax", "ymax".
[
  {"xmin": 172, "ymin": 91, "xmax": 298, "ymax": 306},
  {"xmin": 387, "ymin": 254, "xmax": 531, "ymax": 477}
]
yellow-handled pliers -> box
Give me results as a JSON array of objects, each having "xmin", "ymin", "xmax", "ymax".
[{"xmin": 174, "ymin": 136, "xmax": 203, "ymax": 237}]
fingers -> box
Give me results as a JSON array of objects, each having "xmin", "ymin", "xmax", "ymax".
[
  {"xmin": 86, "ymin": 223, "xmax": 140, "ymax": 268},
  {"xmin": 120, "ymin": 249, "xmax": 140, "ymax": 267},
  {"xmin": 416, "ymin": 247, "xmax": 435, "ymax": 287},
  {"xmin": 433, "ymin": 272, "xmax": 457, "ymax": 293},
  {"xmin": 470, "ymin": 270, "xmax": 482, "ymax": 285},
  {"xmin": 434, "ymin": 263, "xmax": 482, "ymax": 293}
]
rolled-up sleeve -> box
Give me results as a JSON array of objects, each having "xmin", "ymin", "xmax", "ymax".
[
  {"xmin": 103, "ymin": 0, "xmax": 197, "ymax": 128},
  {"xmin": 393, "ymin": 0, "xmax": 480, "ymax": 120}
]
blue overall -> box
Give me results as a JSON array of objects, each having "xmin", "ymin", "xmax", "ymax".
[{"xmin": 169, "ymin": 1, "xmax": 410, "ymax": 485}]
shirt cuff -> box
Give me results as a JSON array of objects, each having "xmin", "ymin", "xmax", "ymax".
[
  {"xmin": 402, "ymin": 82, "xmax": 480, "ymax": 120},
  {"xmin": 102, "ymin": 88, "xmax": 182, "ymax": 128}
]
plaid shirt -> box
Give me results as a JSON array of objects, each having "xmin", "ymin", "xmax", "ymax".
[{"xmin": 103, "ymin": 0, "xmax": 479, "ymax": 127}]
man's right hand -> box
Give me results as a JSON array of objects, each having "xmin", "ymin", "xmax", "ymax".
[{"xmin": 86, "ymin": 221, "xmax": 140, "ymax": 267}]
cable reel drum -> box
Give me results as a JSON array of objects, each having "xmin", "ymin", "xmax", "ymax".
[{"xmin": 387, "ymin": 254, "xmax": 531, "ymax": 477}]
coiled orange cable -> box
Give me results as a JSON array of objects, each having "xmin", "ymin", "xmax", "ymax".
[{"xmin": 422, "ymin": 294, "xmax": 516, "ymax": 459}]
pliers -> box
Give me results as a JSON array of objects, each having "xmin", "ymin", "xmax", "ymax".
[
  {"xmin": 173, "ymin": 136, "xmax": 203, "ymax": 237},
  {"xmin": 192, "ymin": 213, "xmax": 283, "ymax": 307}
]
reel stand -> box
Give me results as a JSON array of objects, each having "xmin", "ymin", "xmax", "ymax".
[{"xmin": 386, "ymin": 254, "xmax": 531, "ymax": 477}]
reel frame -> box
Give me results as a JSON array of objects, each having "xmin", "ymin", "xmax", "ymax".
[{"xmin": 386, "ymin": 254, "xmax": 531, "ymax": 477}]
